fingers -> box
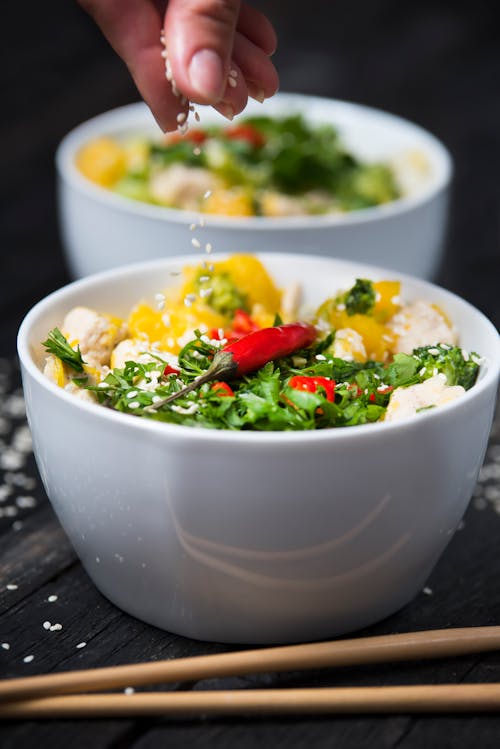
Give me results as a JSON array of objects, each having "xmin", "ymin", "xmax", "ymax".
[
  {"xmin": 164, "ymin": 0, "xmax": 241, "ymax": 104},
  {"xmin": 78, "ymin": 0, "xmax": 186, "ymax": 132},
  {"xmin": 232, "ymin": 32, "xmax": 279, "ymax": 101},
  {"xmin": 236, "ymin": 3, "xmax": 277, "ymax": 56}
]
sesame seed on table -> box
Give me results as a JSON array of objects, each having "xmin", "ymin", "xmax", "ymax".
[{"xmin": 1, "ymin": 1, "xmax": 500, "ymax": 747}]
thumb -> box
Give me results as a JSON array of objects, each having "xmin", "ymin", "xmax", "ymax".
[{"xmin": 163, "ymin": 0, "xmax": 240, "ymax": 104}]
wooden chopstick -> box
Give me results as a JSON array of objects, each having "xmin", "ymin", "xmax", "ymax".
[
  {"xmin": 1, "ymin": 626, "xmax": 500, "ymax": 704},
  {"xmin": 2, "ymin": 684, "xmax": 500, "ymax": 719}
]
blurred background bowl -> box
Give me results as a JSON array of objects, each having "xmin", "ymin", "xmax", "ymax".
[
  {"xmin": 17, "ymin": 253, "xmax": 499, "ymax": 643},
  {"xmin": 56, "ymin": 94, "xmax": 452, "ymax": 280}
]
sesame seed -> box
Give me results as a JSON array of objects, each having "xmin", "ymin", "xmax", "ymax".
[
  {"xmin": 428, "ymin": 348, "xmax": 439, "ymax": 355},
  {"xmin": 205, "ymin": 243, "xmax": 212, "ymax": 253},
  {"xmin": 191, "ymin": 238, "xmax": 201, "ymax": 248},
  {"xmin": 462, "ymin": 349, "xmax": 470, "ymax": 361},
  {"xmin": 199, "ymin": 288, "xmax": 212, "ymax": 298},
  {"xmin": 423, "ymin": 587, "xmax": 433, "ymax": 596},
  {"xmin": 50, "ymin": 623, "xmax": 63, "ymax": 632},
  {"xmin": 126, "ymin": 391, "xmax": 138, "ymax": 399},
  {"xmin": 176, "ymin": 112, "xmax": 187, "ymax": 124},
  {"xmin": 199, "ymin": 217, "xmax": 205, "ymax": 227},
  {"xmin": 1, "ymin": 643, "xmax": 10, "ymax": 650},
  {"xmin": 189, "ymin": 223, "xmax": 197, "ymax": 231},
  {"xmin": 228, "ymin": 76, "xmax": 237, "ymax": 88},
  {"xmin": 6, "ymin": 584, "xmax": 18, "ymax": 591},
  {"xmin": 203, "ymin": 190, "xmax": 212, "ymax": 199},
  {"xmin": 315, "ymin": 354, "xmax": 327, "ymax": 361},
  {"xmin": 98, "ymin": 382, "xmax": 108, "ymax": 388},
  {"xmin": 47, "ymin": 595, "xmax": 58, "ymax": 602},
  {"xmin": 128, "ymin": 401, "xmax": 140, "ymax": 410},
  {"xmin": 16, "ymin": 495, "xmax": 36, "ymax": 509},
  {"xmin": 419, "ymin": 367, "xmax": 426, "ymax": 376},
  {"xmin": 23, "ymin": 655, "xmax": 34, "ymax": 663},
  {"xmin": 185, "ymin": 293, "xmax": 196, "ymax": 303},
  {"xmin": 195, "ymin": 111, "xmax": 201, "ymax": 122},
  {"xmin": 199, "ymin": 275, "xmax": 210, "ymax": 282},
  {"xmin": 43, "ymin": 621, "xmax": 51, "ymax": 630},
  {"xmin": 12, "ymin": 520, "xmax": 23, "ymax": 532},
  {"xmin": 229, "ymin": 68, "xmax": 238, "ymax": 78},
  {"xmin": 193, "ymin": 146, "xmax": 201, "ymax": 155},
  {"xmin": 124, "ymin": 687, "xmax": 135, "ymax": 695},
  {"xmin": 76, "ymin": 642, "xmax": 87, "ymax": 649}
]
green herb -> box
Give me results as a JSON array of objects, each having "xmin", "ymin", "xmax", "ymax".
[
  {"xmin": 43, "ymin": 328, "xmax": 86, "ymax": 373},
  {"xmin": 411, "ymin": 344, "xmax": 480, "ymax": 390},
  {"xmin": 195, "ymin": 271, "xmax": 248, "ymax": 316},
  {"xmin": 344, "ymin": 279, "xmax": 376, "ymax": 316}
]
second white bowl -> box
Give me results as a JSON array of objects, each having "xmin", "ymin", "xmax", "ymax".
[{"xmin": 56, "ymin": 94, "xmax": 452, "ymax": 279}]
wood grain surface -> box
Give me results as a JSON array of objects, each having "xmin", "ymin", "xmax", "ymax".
[{"xmin": 1, "ymin": 1, "xmax": 499, "ymax": 747}]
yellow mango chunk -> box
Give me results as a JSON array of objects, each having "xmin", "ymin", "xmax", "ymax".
[
  {"xmin": 317, "ymin": 305, "xmax": 395, "ymax": 361},
  {"xmin": 373, "ymin": 281, "xmax": 401, "ymax": 322},
  {"xmin": 76, "ymin": 138, "xmax": 127, "ymax": 187},
  {"xmin": 214, "ymin": 255, "xmax": 282, "ymax": 313},
  {"xmin": 128, "ymin": 302, "xmax": 226, "ymax": 354},
  {"xmin": 202, "ymin": 188, "xmax": 255, "ymax": 217}
]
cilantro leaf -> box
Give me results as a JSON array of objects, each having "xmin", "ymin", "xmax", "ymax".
[{"xmin": 43, "ymin": 328, "xmax": 86, "ymax": 373}]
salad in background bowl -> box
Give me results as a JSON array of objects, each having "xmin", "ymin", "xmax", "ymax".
[
  {"xmin": 18, "ymin": 253, "xmax": 499, "ymax": 643},
  {"xmin": 56, "ymin": 94, "xmax": 452, "ymax": 279}
]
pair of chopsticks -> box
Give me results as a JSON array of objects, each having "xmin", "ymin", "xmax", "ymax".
[{"xmin": 1, "ymin": 626, "xmax": 500, "ymax": 719}]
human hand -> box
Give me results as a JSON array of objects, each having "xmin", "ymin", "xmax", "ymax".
[{"xmin": 78, "ymin": 0, "xmax": 279, "ymax": 131}]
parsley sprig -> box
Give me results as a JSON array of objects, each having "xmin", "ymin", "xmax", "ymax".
[{"xmin": 43, "ymin": 328, "xmax": 86, "ymax": 373}]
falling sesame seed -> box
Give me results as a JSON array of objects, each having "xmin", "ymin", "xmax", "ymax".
[
  {"xmin": 205, "ymin": 243, "xmax": 212, "ymax": 253},
  {"xmin": 185, "ymin": 293, "xmax": 196, "ymax": 303},
  {"xmin": 12, "ymin": 520, "xmax": 23, "ymax": 532},
  {"xmin": 6, "ymin": 584, "xmax": 18, "ymax": 591},
  {"xmin": 229, "ymin": 68, "xmax": 238, "ymax": 78},
  {"xmin": 191, "ymin": 238, "xmax": 201, "ymax": 248},
  {"xmin": 43, "ymin": 621, "xmax": 51, "ymax": 630},
  {"xmin": 203, "ymin": 190, "xmax": 212, "ymax": 199},
  {"xmin": 176, "ymin": 112, "xmax": 186, "ymax": 124},
  {"xmin": 47, "ymin": 595, "xmax": 58, "ymax": 602},
  {"xmin": 199, "ymin": 275, "xmax": 210, "ymax": 282},
  {"xmin": 462, "ymin": 349, "xmax": 470, "ymax": 362},
  {"xmin": 189, "ymin": 223, "xmax": 197, "ymax": 231},
  {"xmin": 195, "ymin": 111, "xmax": 201, "ymax": 122},
  {"xmin": 199, "ymin": 288, "xmax": 212, "ymax": 298},
  {"xmin": 16, "ymin": 495, "xmax": 36, "ymax": 509},
  {"xmin": 1, "ymin": 643, "xmax": 10, "ymax": 650},
  {"xmin": 423, "ymin": 587, "xmax": 433, "ymax": 596},
  {"xmin": 50, "ymin": 623, "xmax": 63, "ymax": 632},
  {"xmin": 193, "ymin": 146, "xmax": 201, "ymax": 155},
  {"xmin": 76, "ymin": 642, "xmax": 87, "ymax": 649},
  {"xmin": 23, "ymin": 655, "xmax": 34, "ymax": 663},
  {"xmin": 228, "ymin": 76, "xmax": 237, "ymax": 88},
  {"xmin": 124, "ymin": 687, "xmax": 135, "ymax": 695}
]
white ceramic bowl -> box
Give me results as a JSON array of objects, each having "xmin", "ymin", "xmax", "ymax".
[
  {"xmin": 18, "ymin": 254, "xmax": 499, "ymax": 644},
  {"xmin": 56, "ymin": 94, "xmax": 452, "ymax": 280}
]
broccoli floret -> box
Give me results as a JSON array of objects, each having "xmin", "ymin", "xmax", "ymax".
[
  {"xmin": 344, "ymin": 279, "xmax": 376, "ymax": 316},
  {"xmin": 195, "ymin": 271, "xmax": 248, "ymax": 316},
  {"xmin": 412, "ymin": 344, "xmax": 480, "ymax": 390}
]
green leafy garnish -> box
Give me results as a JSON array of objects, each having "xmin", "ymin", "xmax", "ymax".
[
  {"xmin": 344, "ymin": 279, "xmax": 376, "ymax": 316},
  {"xmin": 43, "ymin": 328, "xmax": 86, "ymax": 373}
]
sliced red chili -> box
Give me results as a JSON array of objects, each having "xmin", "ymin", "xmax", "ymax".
[
  {"xmin": 225, "ymin": 124, "xmax": 266, "ymax": 148},
  {"xmin": 167, "ymin": 129, "xmax": 207, "ymax": 145},
  {"xmin": 163, "ymin": 364, "xmax": 179, "ymax": 377},
  {"xmin": 288, "ymin": 375, "xmax": 336, "ymax": 402},
  {"xmin": 232, "ymin": 309, "xmax": 259, "ymax": 335},
  {"xmin": 211, "ymin": 382, "xmax": 234, "ymax": 397}
]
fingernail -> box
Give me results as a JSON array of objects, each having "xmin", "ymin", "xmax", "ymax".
[
  {"xmin": 217, "ymin": 103, "xmax": 234, "ymax": 121},
  {"xmin": 247, "ymin": 84, "xmax": 266, "ymax": 103},
  {"xmin": 189, "ymin": 49, "xmax": 224, "ymax": 101}
]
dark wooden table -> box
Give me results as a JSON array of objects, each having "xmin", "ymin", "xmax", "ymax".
[{"xmin": 1, "ymin": 1, "xmax": 499, "ymax": 746}]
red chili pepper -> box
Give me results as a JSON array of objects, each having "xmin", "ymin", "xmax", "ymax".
[
  {"xmin": 232, "ymin": 308, "xmax": 259, "ymax": 335},
  {"xmin": 289, "ymin": 376, "xmax": 336, "ymax": 402},
  {"xmin": 163, "ymin": 364, "xmax": 180, "ymax": 377},
  {"xmin": 369, "ymin": 393, "xmax": 376, "ymax": 402},
  {"xmin": 150, "ymin": 322, "xmax": 317, "ymax": 407},
  {"xmin": 211, "ymin": 382, "xmax": 234, "ymax": 397},
  {"xmin": 225, "ymin": 124, "xmax": 266, "ymax": 148},
  {"xmin": 167, "ymin": 129, "xmax": 207, "ymax": 145}
]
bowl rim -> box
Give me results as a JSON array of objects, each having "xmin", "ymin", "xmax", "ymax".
[
  {"xmin": 55, "ymin": 93, "xmax": 453, "ymax": 230},
  {"xmin": 17, "ymin": 252, "xmax": 500, "ymax": 445}
]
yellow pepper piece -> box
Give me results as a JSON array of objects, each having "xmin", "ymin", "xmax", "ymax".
[
  {"xmin": 373, "ymin": 281, "xmax": 401, "ymax": 322},
  {"xmin": 202, "ymin": 188, "xmax": 255, "ymax": 217},
  {"xmin": 214, "ymin": 255, "xmax": 282, "ymax": 313},
  {"xmin": 316, "ymin": 304, "xmax": 395, "ymax": 361},
  {"xmin": 128, "ymin": 302, "xmax": 226, "ymax": 354},
  {"xmin": 44, "ymin": 355, "xmax": 66, "ymax": 388},
  {"xmin": 76, "ymin": 138, "xmax": 127, "ymax": 187}
]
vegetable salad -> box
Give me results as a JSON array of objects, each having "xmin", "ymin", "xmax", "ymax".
[
  {"xmin": 42, "ymin": 255, "xmax": 480, "ymax": 431},
  {"xmin": 76, "ymin": 115, "xmax": 401, "ymax": 217}
]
